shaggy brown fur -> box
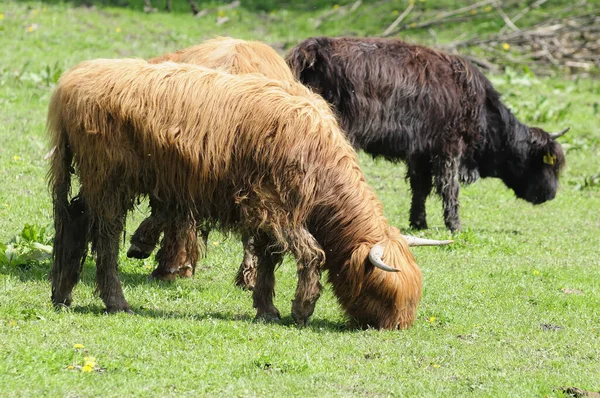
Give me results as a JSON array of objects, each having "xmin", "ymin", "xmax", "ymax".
[
  {"xmin": 48, "ymin": 59, "xmax": 422, "ymax": 328},
  {"xmin": 287, "ymin": 37, "xmax": 566, "ymax": 232},
  {"xmin": 128, "ymin": 37, "xmax": 297, "ymax": 285}
]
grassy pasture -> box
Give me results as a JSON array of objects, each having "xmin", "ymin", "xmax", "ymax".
[{"xmin": 0, "ymin": 0, "xmax": 599, "ymax": 396}]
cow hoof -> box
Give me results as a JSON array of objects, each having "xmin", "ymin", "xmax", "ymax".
[
  {"xmin": 127, "ymin": 244, "xmax": 152, "ymax": 259},
  {"xmin": 409, "ymin": 220, "xmax": 428, "ymax": 230},
  {"xmin": 148, "ymin": 271, "xmax": 177, "ymax": 282},
  {"xmin": 52, "ymin": 294, "xmax": 72, "ymax": 309},
  {"xmin": 177, "ymin": 265, "xmax": 193, "ymax": 278},
  {"xmin": 254, "ymin": 310, "xmax": 281, "ymax": 323},
  {"xmin": 105, "ymin": 303, "xmax": 132, "ymax": 314}
]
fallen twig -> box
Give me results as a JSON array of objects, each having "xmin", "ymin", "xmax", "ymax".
[{"xmin": 382, "ymin": 2, "xmax": 414, "ymax": 37}]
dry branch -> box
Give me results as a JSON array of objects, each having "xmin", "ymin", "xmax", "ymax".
[{"xmin": 382, "ymin": 2, "xmax": 414, "ymax": 37}]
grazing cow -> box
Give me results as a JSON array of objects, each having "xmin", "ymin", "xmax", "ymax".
[
  {"xmin": 286, "ymin": 37, "xmax": 568, "ymax": 232},
  {"xmin": 48, "ymin": 59, "xmax": 448, "ymax": 329},
  {"xmin": 127, "ymin": 37, "xmax": 296, "ymax": 287}
]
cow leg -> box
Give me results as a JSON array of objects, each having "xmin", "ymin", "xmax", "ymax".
[
  {"xmin": 252, "ymin": 233, "xmax": 283, "ymax": 322},
  {"xmin": 434, "ymin": 156, "xmax": 461, "ymax": 232},
  {"xmin": 92, "ymin": 213, "xmax": 131, "ymax": 313},
  {"xmin": 152, "ymin": 217, "xmax": 198, "ymax": 281},
  {"xmin": 128, "ymin": 198, "xmax": 165, "ymax": 260},
  {"xmin": 407, "ymin": 159, "xmax": 433, "ymax": 230},
  {"xmin": 288, "ymin": 228, "xmax": 324, "ymax": 326},
  {"xmin": 234, "ymin": 232, "xmax": 258, "ymax": 291}
]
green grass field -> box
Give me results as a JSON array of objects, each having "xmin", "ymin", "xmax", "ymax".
[{"xmin": 1, "ymin": 1, "xmax": 599, "ymax": 396}]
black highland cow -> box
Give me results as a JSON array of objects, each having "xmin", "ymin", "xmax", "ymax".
[{"xmin": 286, "ymin": 37, "xmax": 568, "ymax": 232}]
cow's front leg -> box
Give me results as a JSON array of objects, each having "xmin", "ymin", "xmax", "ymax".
[
  {"xmin": 407, "ymin": 159, "xmax": 433, "ymax": 230},
  {"xmin": 152, "ymin": 218, "xmax": 198, "ymax": 281},
  {"xmin": 252, "ymin": 234, "xmax": 283, "ymax": 322},
  {"xmin": 288, "ymin": 228, "xmax": 324, "ymax": 326}
]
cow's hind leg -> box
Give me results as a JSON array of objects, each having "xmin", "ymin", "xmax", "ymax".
[
  {"xmin": 91, "ymin": 213, "xmax": 130, "ymax": 313},
  {"xmin": 288, "ymin": 228, "xmax": 324, "ymax": 326},
  {"xmin": 51, "ymin": 195, "xmax": 91, "ymax": 308},
  {"xmin": 407, "ymin": 158, "xmax": 433, "ymax": 230},
  {"xmin": 234, "ymin": 232, "xmax": 258, "ymax": 290},
  {"xmin": 252, "ymin": 233, "xmax": 283, "ymax": 322},
  {"xmin": 434, "ymin": 156, "xmax": 461, "ymax": 232}
]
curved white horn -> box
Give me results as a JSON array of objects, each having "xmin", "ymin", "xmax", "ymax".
[
  {"xmin": 402, "ymin": 235, "xmax": 453, "ymax": 247},
  {"xmin": 368, "ymin": 245, "xmax": 400, "ymax": 273},
  {"xmin": 549, "ymin": 127, "xmax": 570, "ymax": 139}
]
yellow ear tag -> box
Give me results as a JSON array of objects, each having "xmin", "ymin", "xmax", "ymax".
[{"xmin": 543, "ymin": 153, "xmax": 556, "ymax": 165}]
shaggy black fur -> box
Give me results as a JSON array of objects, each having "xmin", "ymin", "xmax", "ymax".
[{"xmin": 287, "ymin": 37, "xmax": 566, "ymax": 231}]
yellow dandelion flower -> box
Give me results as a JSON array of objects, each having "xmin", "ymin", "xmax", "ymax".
[
  {"xmin": 212, "ymin": 241, "xmax": 220, "ymax": 246},
  {"xmin": 115, "ymin": 27, "xmax": 121, "ymax": 33},
  {"xmin": 484, "ymin": 6, "xmax": 492, "ymax": 12},
  {"xmin": 481, "ymin": 289, "xmax": 486, "ymax": 293},
  {"xmin": 217, "ymin": 10, "xmax": 225, "ymax": 17},
  {"xmin": 502, "ymin": 43, "xmax": 510, "ymax": 51},
  {"xmin": 432, "ymin": 363, "xmax": 441, "ymax": 368},
  {"xmin": 73, "ymin": 343, "xmax": 84, "ymax": 349},
  {"xmin": 67, "ymin": 365, "xmax": 75, "ymax": 370},
  {"xmin": 333, "ymin": 4, "xmax": 339, "ymax": 10},
  {"xmin": 9, "ymin": 320, "xmax": 16, "ymax": 326},
  {"xmin": 81, "ymin": 364, "xmax": 94, "ymax": 372},
  {"xmin": 533, "ymin": 270, "xmax": 540, "ymax": 275},
  {"xmin": 33, "ymin": 9, "xmax": 39, "ymax": 15},
  {"xmin": 27, "ymin": 26, "xmax": 34, "ymax": 32},
  {"xmin": 429, "ymin": 316, "xmax": 436, "ymax": 323},
  {"xmin": 13, "ymin": 155, "xmax": 20, "ymax": 161},
  {"xmin": 470, "ymin": 9, "xmax": 477, "ymax": 15},
  {"xmin": 0, "ymin": 13, "xmax": 4, "ymax": 20},
  {"xmin": 4, "ymin": 203, "xmax": 9, "ymax": 208}
]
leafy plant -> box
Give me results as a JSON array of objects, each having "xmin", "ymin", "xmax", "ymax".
[{"xmin": 0, "ymin": 224, "xmax": 53, "ymax": 267}]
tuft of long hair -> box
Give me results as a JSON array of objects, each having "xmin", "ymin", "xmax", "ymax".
[{"xmin": 47, "ymin": 58, "xmax": 422, "ymax": 328}]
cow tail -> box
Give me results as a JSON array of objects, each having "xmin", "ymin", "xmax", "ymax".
[{"xmin": 47, "ymin": 106, "xmax": 90, "ymax": 306}]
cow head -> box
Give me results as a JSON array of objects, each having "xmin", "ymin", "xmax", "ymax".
[{"xmin": 502, "ymin": 127, "xmax": 567, "ymax": 205}]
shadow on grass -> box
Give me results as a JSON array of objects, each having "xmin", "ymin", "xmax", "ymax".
[
  {"xmin": 65, "ymin": 304, "xmax": 351, "ymax": 332},
  {"xmin": 0, "ymin": 259, "xmax": 200, "ymax": 289}
]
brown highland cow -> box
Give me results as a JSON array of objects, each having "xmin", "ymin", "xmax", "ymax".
[
  {"xmin": 128, "ymin": 37, "xmax": 296, "ymax": 287},
  {"xmin": 48, "ymin": 58, "xmax": 444, "ymax": 328}
]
